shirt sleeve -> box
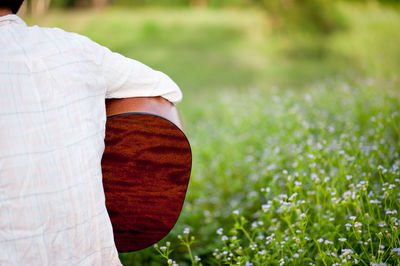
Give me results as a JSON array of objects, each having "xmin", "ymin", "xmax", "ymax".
[{"xmin": 81, "ymin": 35, "xmax": 182, "ymax": 103}]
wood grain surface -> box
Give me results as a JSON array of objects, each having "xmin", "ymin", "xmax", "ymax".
[{"xmin": 101, "ymin": 97, "xmax": 192, "ymax": 252}]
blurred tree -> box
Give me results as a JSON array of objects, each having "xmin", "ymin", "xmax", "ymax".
[
  {"xmin": 49, "ymin": 0, "xmax": 74, "ymax": 7},
  {"xmin": 49, "ymin": 0, "xmax": 108, "ymax": 8},
  {"xmin": 19, "ymin": 0, "xmax": 52, "ymax": 16},
  {"xmin": 257, "ymin": 0, "xmax": 347, "ymax": 35},
  {"xmin": 92, "ymin": 0, "xmax": 109, "ymax": 8},
  {"xmin": 32, "ymin": 0, "xmax": 51, "ymax": 15},
  {"xmin": 191, "ymin": 0, "xmax": 207, "ymax": 7}
]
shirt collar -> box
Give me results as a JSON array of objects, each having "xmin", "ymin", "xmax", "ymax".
[{"xmin": 0, "ymin": 14, "xmax": 27, "ymax": 26}]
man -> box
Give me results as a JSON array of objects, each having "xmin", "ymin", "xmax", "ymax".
[{"xmin": 0, "ymin": 1, "xmax": 182, "ymax": 265}]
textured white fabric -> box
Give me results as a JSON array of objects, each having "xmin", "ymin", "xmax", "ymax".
[{"xmin": 0, "ymin": 14, "xmax": 182, "ymax": 265}]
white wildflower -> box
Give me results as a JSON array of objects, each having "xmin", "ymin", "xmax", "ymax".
[
  {"xmin": 391, "ymin": 247, "xmax": 400, "ymax": 256},
  {"xmin": 288, "ymin": 193, "xmax": 298, "ymax": 201},
  {"xmin": 354, "ymin": 222, "xmax": 362, "ymax": 228}
]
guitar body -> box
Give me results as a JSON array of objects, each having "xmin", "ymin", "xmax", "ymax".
[{"xmin": 101, "ymin": 97, "xmax": 192, "ymax": 253}]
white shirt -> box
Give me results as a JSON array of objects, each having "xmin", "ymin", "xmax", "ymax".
[{"xmin": 0, "ymin": 14, "xmax": 182, "ymax": 265}]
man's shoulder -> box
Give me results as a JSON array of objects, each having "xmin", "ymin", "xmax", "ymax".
[
  {"xmin": 24, "ymin": 24, "xmax": 103, "ymax": 59},
  {"xmin": 30, "ymin": 24, "xmax": 91, "ymax": 44}
]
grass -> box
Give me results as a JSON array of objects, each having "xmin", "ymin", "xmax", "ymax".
[
  {"xmin": 171, "ymin": 82, "xmax": 400, "ymax": 265},
  {"xmin": 25, "ymin": 3, "xmax": 400, "ymax": 265}
]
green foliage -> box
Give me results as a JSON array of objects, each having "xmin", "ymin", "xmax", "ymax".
[
  {"xmin": 50, "ymin": 0, "xmax": 90, "ymax": 8},
  {"xmin": 49, "ymin": 0, "xmax": 73, "ymax": 8},
  {"xmin": 258, "ymin": 0, "xmax": 347, "ymax": 35}
]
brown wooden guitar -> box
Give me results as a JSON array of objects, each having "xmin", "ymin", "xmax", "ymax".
[{"xmin": 101, "ymin": 97, "xmax": 192, "ymax": 253}]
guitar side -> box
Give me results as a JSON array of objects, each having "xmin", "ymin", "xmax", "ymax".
[{"xmin": 101, "ymin": 97, "xmax": 192, "ymax": 252}]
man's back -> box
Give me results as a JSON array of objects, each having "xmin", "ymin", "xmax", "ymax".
[{"xmin": 0, "ymin": 14, "xmax": 181, "ymax": 265}]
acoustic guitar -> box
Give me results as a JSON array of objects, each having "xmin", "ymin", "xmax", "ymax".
[{"xmin": 101, "ymin": 97, "xmax": 192, "ymax": 253}]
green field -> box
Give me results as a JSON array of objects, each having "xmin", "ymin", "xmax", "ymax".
[{"xmin": 27, "ymin": 3, "xmax": 400, "ymax": 265}]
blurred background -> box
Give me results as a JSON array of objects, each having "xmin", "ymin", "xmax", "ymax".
[
  {"xmin": 21, "ymin": 0, "xmax": 400, "ymax": 265},
  {"xmin": 21, "ymin": 0, "xmax": 400, "ymax": 94}
]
